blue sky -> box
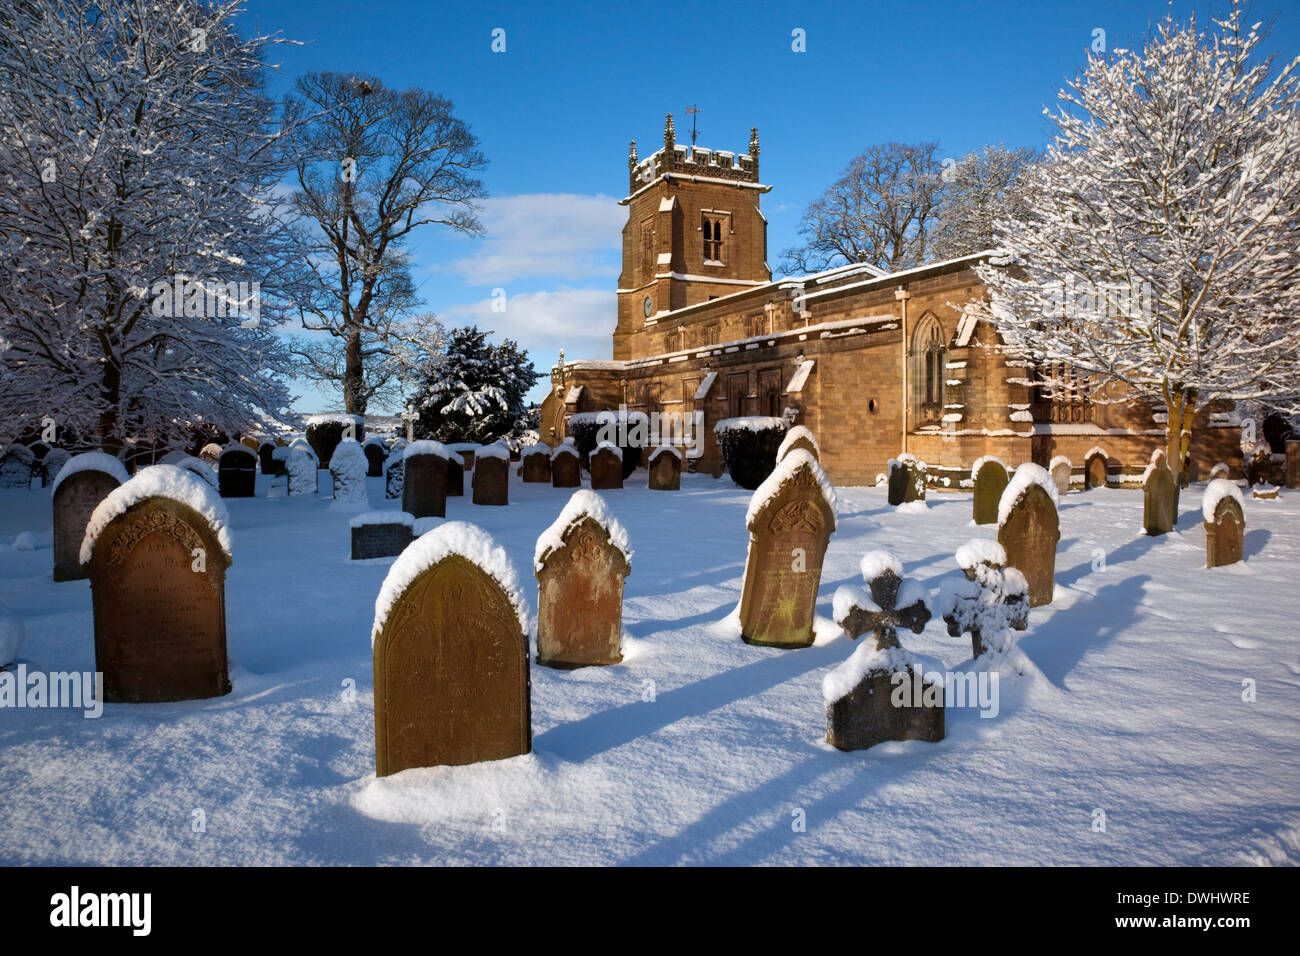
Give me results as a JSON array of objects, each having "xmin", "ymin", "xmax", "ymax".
[{"xmin": 236, "ymin": 0, "xmax": 1300, "ymax": 412}]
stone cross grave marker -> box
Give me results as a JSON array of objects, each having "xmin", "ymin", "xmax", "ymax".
[{"xmin": 938, "ymin": 540, "xmax": 1029, "ymax": 660}]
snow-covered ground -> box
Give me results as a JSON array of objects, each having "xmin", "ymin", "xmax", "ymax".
[{"xmin": 1, "ymin": 469, "xmax": 1297, "ymax": 865}]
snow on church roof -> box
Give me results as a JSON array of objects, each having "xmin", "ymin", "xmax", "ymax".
[
  {"xmin": 81, "ymin": 464, "xmax": 232, "ymax": 565},
  {"xmin": 371, "ymin": 521, "xmax": 530, "ymax": 645}
]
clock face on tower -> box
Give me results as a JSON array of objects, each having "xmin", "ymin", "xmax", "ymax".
[{"xmin": 643, "ymin": 296, "xmax": 653, "ymax": 318}]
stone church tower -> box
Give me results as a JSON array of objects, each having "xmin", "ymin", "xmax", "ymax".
[{"xmin": 614, "ymin": 115, "xmax": 771, "ymax": 360}]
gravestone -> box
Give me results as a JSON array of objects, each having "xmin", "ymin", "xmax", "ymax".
[
  {"xmin": 939, "ymin": 541, "xmax": 1029, "ymax": 660},
  {"xmin": 286, "ymin": 447, "xmax": 317, "ymax": 496},
  {"xmin": 52, "ymin": 453, "xmax": 129, "ymax": 582},
  {"xmin": 997, "ymin": 465, "xmax": 1060, "ymax": 607},
  {"xmin": 0, "ymin": 444, "xmax": 35, "ymax": 489},
  {"xmin": 363, "ymin": 441, "xmax": 387, "ymax": 478},
  {"xmin": 217, "ymin": 446, "xmax": 257, "ymax": 498},
  {"xmin": 535, "ymin": 491, "xmax": 631, "ymax": 668},
  {"xmin": 738, "ymin": 449, "xmax": 836, "ymax": 648},
  {"xmin": 180, "ymin": 456, "xmax": 218, "ymax": 489},
  {"xmin": 1142, "ymin": 452, "xmax": 1177, "ymax": 535},
  {"xmin": 402, "ymin": 442, "xmax": 449, "ymax": 519},
  {"xmin": 1244, "ymin": 445, "xmax": 1280, "ymax": 486},
  {"xmin": 83, "ymin": 469, "xmax": 232, "ymax": 702},
  {"xmin": 1049, "ymin": 457, "xmax": 1072, "ymax": 496},
  {"xmin": 826, "ymin": 550, "xmax": 941, "ymax": 751},
  {"xmin": 240, "ymin": 436, "xmax": 259, "ymax": 452},
  {"xmin": 371, "ymin": 523, "xmax": 531, "ymax": 774},
  {"xmin": 449, "ymin": 444, "xmax": 477, "ymax": 472},
  {"xmin": 350, "ymin": 512, "xmax": 415, "ymax": 560},
  {"xmin": 520, "ymin": 445, "xmax": 551, "ymax": 483},
  {"xmin": 971, "ymin": 457, "xmax": 1008, "ymax": 525},
  {"xmin": 1210, "ymin": 462, "xmax": 1231, "ymax": 481},
  {"xmin": 385, "ymin": 456, "xmax": 405, "ymax": 500},
  {"xmin": 258, "ymin": 442, "xmax": 279, "ymax": 476},
  {"xmin": 648, "ymin": 446, "xmax": 681, "ymax": 490},
  {"xmin": 446, "ymin": 451, "xmax": 464, "ymax": 496},
  {"xmin": 472, "ymin": 445, "xmax": 509, "ymax": 506},
  {"xmin": 41, "ymin": 447, "xmax": 71, "ymax": 488},
  {"xmin": 1203, "ymin": 481, "xmax": 1245, "ymax": 568},
  {"xmin": 589, "ymin": 443, "xmax": 623, "ymax": 490},
  {"xmin": 330, "ymin": 440, "xmax": 369, "ymax": 507},
  {"xmin": 887, "ymin": 455, "xmax": 925, "ymax": 505},
  {"xmin": 1252, "ymin": 484, "xmax": 1279, "ymax": 500},
  {"xmin": 1286, "ymin": 441, "xmax": 1300, "ymax": 490},
  {"xmin": 776, "ymin": 426, "xmax": 819, "ymax": 464},
  {"xmin": 552, "ymin": 446, "xmax": 581, "ymax": 488},
  {"xmin": 199, "ymin": 442, "xmax": 222, "ymax": 468},
  {"xmin": 1084, "ymin": 451, "xmax": 1108, "ymax": 490}
]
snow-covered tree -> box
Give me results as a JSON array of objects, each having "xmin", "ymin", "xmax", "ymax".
[
  {"xmin": 0, "ymin": 0, "xmax": 302, "ymax": 454},
  {"xmin": 929, "ymin": 144, "xmax": 1038, "ymax": 261},
  {"xmin": 409, "ymin": 326, "xmax": 538, "ymax": 444},
  {"xmin": 780, "ymin": 142, "xmax": 943, "ymax": 274},
  {"xmin": 284, "ymin": 72, "xmax": 487, "ymax": 416},
  {"xmin": 971, "ymin": 2, "xmax": 1300, "ymax": 481}
]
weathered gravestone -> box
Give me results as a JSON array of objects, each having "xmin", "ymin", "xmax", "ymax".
[
  {"xmin": 51, "ymin": 453, "xmax": 130, "ymax": 582},
  {"xmin": 1287, "ymin": 441, "xmax": 1300, "ymax": 490},
  {"xmin": 0, "ymin": 444, "xmax": 35, "ymax": 489},
  {"xmin": 1244, "ymin": 444, "xmax": 1283, "ymax": 487},
  {"xmin": 385, "ymin": 456, "xmax": 405, "ymax": 500},
  {"xmin": 350, "ymin": 511, "xmax": 414, "ymax": 560},
  {"xmin": 738, "ymin": 449, "xmax": 837, "ymax": 648},
  {"xmin": 971, "ymin": 456, "xmax": 1009, "ymax": 525},
  {"xmin": 401, "ymin": 441, "xmax": 449, "ymax": 518},
  {"xmin": 996, "ymin": 463, "xmax": 1060, "ymax": 607},
  {"xmin": 776, "ymin": 425, "xmax": 820, "ymax": 464},
  {"xmin": 1049, "ymin": 456, "xmax": 1072, "ymax": 497},
  {"xmin": 1142, "ymin": 451, "xmax": 1177, "ymax": 535},
  {"xmin": 1084, "ymin": 450, "xmax": 1109, "ymax": 490},
  {"xmin": 449, "ymin": 443, "xmax": 477, "ymax": 472},
  {"xmin": 472, "ymin": 444, "xmax": 509, "ymax": 506},
  {"xmin": 363, "ymin": 440, "xmax": 387, "ymax": 478},
  {"xmin": 938, "ymin": 540, "xmax": 1029, "ymax": 661},
  {"xmin": 330, "ymin": 440, "xmax": 369, "ymax": 507},
  {"xmin": 179, "ymin": 455, "xmax": 218, "ymax": 490},
  {"xmin": 286, "ymin": 447, "xmax": 317, "ymax": 496},
  {"xmin": 371, "ymin": 522, "xmax": 531, "ymax": 774},
  {"xmin": 217, "ymin": 446, "xmax": 257, "ymax": 498},
  {"xmin": 520, "ymin": 445, "xmax": 551, "ymax": 483},
  {"xmin": 825, "ymin": 550, "xmax": 941, "ymax": 751},
  {"xmin": 258, "ymin": 442, "xmax": 280, "ymax": 476},
  {"xmin": 589, "ymin": 442, "xmax": 624, "ymax": 490},
  {"xmin": 887, "ymin": 454, "xmax": 925, "ymax": 505},
  {"xmin": 1210, "ymin": 462, "xmax": 1231, "ymax": 481},
  {"xmin": 1203, "ymin": 480, "xmax": 1245, "ymax": 569},
  {"xmin": 534, "ymin": 491, "xmax": 631, "ymax": 668},
  {"xmin": 446, "ymin": 450, "xmax": 464, "ymax": 496},
  {"xmin": 82, "ymin": 465, "xmax": 233, "ymax": 702},
  {"xmin": 199, "ymin": 442, "xmax": 222, "ymax": 468},
  {"xmin": 41, "ymin": 447, "xmax": 71, "ymax": 488},
  {"xmin": 648, "ymin": 446, "xmax": 681, "ymax": 490},
  {"xmin": 551, "ymin": 445, "xmax": 581, "ymax": 488}
]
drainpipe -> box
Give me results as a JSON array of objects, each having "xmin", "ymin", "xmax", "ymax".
[{"xmin": 896, "ymin": 286, "xmax": 911, "ymax": 454}]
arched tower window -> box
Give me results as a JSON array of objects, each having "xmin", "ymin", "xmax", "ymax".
[{"xmin": 910, "ymin": 312, "xmax": 946, "ymax": 427}]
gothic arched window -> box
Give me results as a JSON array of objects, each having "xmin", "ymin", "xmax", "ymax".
[{"xmin": 910, "ymin": 313, "xmax": 946, "ymax": 426}]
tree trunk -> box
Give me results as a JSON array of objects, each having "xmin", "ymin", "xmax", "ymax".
[
  {"xmin": 344, "ymin": 326, "xmax": 365, "ymax": 415},
  {"xmin": 99, "ymin": 358, "xmax": 122, "ymax": 458},
  {"xmin": 1163, "ymin": 387, "xmax": 1198, "ymax": 486}
]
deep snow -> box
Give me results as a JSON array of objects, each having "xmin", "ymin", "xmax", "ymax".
[{"xmin": 0, "ymin": 469, "xmax": 1297, "ymax": 865}]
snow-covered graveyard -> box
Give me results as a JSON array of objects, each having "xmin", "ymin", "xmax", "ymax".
[{"xmin": 1, "ymin": 458, "xmax": 1297, "ymax": 866}]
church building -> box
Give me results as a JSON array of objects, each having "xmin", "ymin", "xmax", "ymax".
[{"xmin": 539, "ymin": 116, "xmax": 1239, "ymax": 487}]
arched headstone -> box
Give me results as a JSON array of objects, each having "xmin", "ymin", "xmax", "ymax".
[
  {"xmin": 40, "ymin": 447, "xmax": 72, "ymax": 488},
  {"xmin": 648, "ymin": 446, "xmax": 681, "ymax": 490},
  {"xmin": 776, "ymin": 426, "xmax": 819, "ymax": 464},
  {"xmin": 286, "ymin": 447, "xmax": 317, "ymax": 496},
  {"xmin": 402, "ymin": 441, "xmax": 449, "ymax": 518},
  {"xmin": 258, "ymin": 442, "xmax": 279, "ymax": 476},
  {"xmin": 887, "ymin": 454, "xmax": 925, "ymax": 505},
  {"xmin": 51, "ymin": 453, "xmax": 129, "ymax": 581},
  {"xmin": 738, "ymin": 450, "xmax": 837, "ymax": 647},
  {"xmin": 1142, "ymin": 451, "xmax": 1176, "ymax": 535},
  {"xmin": 551, "ymin": 445, "xmax": 581, "ymax": 488},
  {"xmin": 534, "ymin": 491, "xmax": 631, "ymax": 668},
  {"xmin": 1049, "ymin": 456, "xmax": 1072, "ymax": 496},
  {"xmin": 1203, "ymin": 481, "xmax": 1245, "ymax": 568},
  {"xmin": 199, "ymin": 443, "xmax": 222, "ymax": 468},
  {"xmin": 0, "ymin": 444, "xmax": 35, "ymax": 489},
  {"xmin": 217, "ymin": 446, "xmax": 257, "ymax": 498},
  {"xmin": 82, "ymin": 466, "xmax": 232, "ymax": 702},
  {"xmin": 997, "ymin": 464, "xmax": 1060, "ymax": 607},
  {"xmin": 330, "ymin": 440, "xmax": 369, "ymax": 506},
  {"xmin": 971, "ymin": 457, "xmax": 1008, "ymax": 525},
  {"xmin": 363, "ymin": 440, "xmax": 387, "ymax": 478},
  {"xmin": 1084, "ymin": 449, "xmax": 1108, "ymax": 490},
  {"xmin": 590, "ymin": 443, "xmax": 623, "ymax": 490},
  {"xmin": 371, "ymin": 522, "xmax": 531, "ymax": 774}
]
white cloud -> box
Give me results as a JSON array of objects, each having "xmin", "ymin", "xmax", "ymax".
[
  {"xmin": 448, "ymin": 193, "xmax": 624, "ymax": 285},
  {"xmin": 441, "ymin": 288, "xmax": 616, "ymax": 386}
]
